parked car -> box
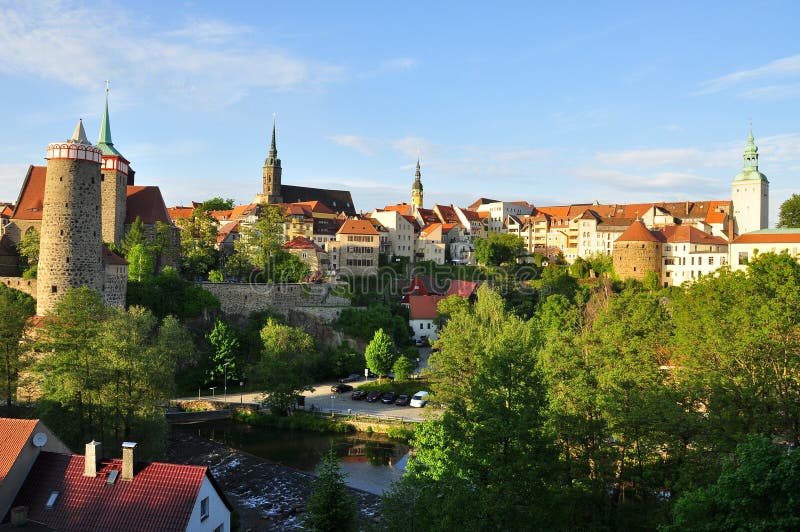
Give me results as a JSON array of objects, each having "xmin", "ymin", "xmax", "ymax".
[
  {"xmin": 340, "ymin": 373, "xmax": 361, "ymax": 383},
  {"xmin": 351, "ymin": 389, "xmax": 367, "ymax": 400},
  {"xmin": 331, "ymin": 383, "xmax": 353, "ymax": 393},
  {"xmin": 365, "ymin": 391, "xmax": 382, "ymax": 403},
  {"xmin": 410, "ymin": 391, "xmax": 430, "ymax": 408},
  {"xmin": 381, "ymin": 392, "xmax": 397, "ymax": 404},
  {"xmin": 394, "ymin": 394, "xmax": 410, "ymax": 406}
]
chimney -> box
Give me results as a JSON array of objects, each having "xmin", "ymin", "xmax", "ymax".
[
  {"xmin": 121, "ymin": 442, "xmax": 137, "ymax": 481},
  {"xmin": 10, "ymin": 506, "xmax": 28, "ymax": 526},
  {"xmin": 84, "ymin": 440, "xmax": 103, "ymax": 477}
]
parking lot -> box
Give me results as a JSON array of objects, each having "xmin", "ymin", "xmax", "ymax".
[{"xmin": 302, "ymin": 379, "xmax": 436, "ymax": 422}]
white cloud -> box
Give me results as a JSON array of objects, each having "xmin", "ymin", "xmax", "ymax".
[
  {"xmin": 698, "ymin": 54, "xmax": 800, "ymax": 99},
  {"xmin": 0, "ymin": 1, "xmax": 343, "ymax": 108},
  {"xmin": 326, "ymin": 135, "xmax": 378, "ymax": 155}
]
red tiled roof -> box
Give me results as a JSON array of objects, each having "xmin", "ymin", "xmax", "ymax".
[
  {"xmin": 283, "ymin": 235, "xmax": 324, "ymax": 252},
  {"xmin": 207, "ymin": 209, "xmax": 233, "ymax": 221},
  {"xmin": 433, "ymin": 204, "xmax": 460, "ymax": 224},
  {"xmin": 383, "ymin": 204, "xmax": 413, "ymax": 216},
  {"xmin": 337, "ymin": 219, "xmax": 379, "ymax": 235},
  {"xmin": 401, "ymin": 215, "xmax": 421, "ymax": 232},
  {"xmin": 441, "ymin": 222, "xmax": 460, "ymax": 234},
  {"xmin": 445, "ymin": 280, "xmax": 478, "ymax": 298},
  {"xmin": 166, "ymin": 206, "xmax": 194, "ymax": 221},
  {"xmin": 409, "ymin": 295, "xmax": 447, "ymax": 320},
  {"xmin": 14, "ymin": 452, "xmax": 221, "ymax": 532},
  {"xmin": 467, "ymin": 198, "xmax": 499, "ymax": 210},
  {"xmin": 458, "ymin": 208, "xmax": 481, "ymax": 222},
  {"xmin": 294, "ymin": 200, "xmax": 336, "ymax": 215},
  {"xmin": 615, "ymin": 220, "xmax": 664, "ymax": 243},
  {"xmin": 732, "ymin": 230, "xmax": 800, "ymax": 244},
  {"xmin": 420, "ymin": 223, "xmax": 442, "ymax": 238},
  {"xmin": 11, "ymin": 166, "xmax": 46, "ymax": 220},
  {"xmin": 126, "ymin": 186, "xmax": 171, "ymax": 225},
  {"xmin": 0, "ymin": 418, "xmax": 38, "ymax": 481},
  {"xmin": 101, "ymin": 245, "xmax": 128, "ymax": 266},
  {"xmin": 1, "ymin": 204, "xmax": 13, "ymax": 218},
  {"xmin": 417, "ymin": 208, "xmax": 439, "ymax": 224},
  {"xmin": 230, "ymin": 203, "xmax": 258, "ymax": 219},
  {"xmin": 660, "ymin": 225, "xmax": 728, "ymax": 245}
]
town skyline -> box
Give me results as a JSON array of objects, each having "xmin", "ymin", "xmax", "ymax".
[{"xmin": 1, "ymin": 1, "xmax": 799, "ymax": 224}]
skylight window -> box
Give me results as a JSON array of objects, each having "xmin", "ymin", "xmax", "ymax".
[{"xmin": 46, "ymin": 491, "xmax": 59, "ymax": 509}]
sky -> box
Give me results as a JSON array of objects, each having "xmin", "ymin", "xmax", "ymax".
[{"xmin": 1, "ymin": 0, "xmax": 799, "ymax": 225}]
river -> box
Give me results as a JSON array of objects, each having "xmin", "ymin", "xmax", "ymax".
[{"xmin": 171, "ymin": 420, "xmax": 409, "ymax": 495}]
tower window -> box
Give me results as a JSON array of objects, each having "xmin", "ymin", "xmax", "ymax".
[{"xmin": 51, "ymin": 286, "xmax": 57, "ymax": 294}]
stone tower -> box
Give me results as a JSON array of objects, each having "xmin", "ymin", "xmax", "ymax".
[
  {"xmin": 411, "ymin": 159, "xmax": 423, "ymax": 209},
  {"xmin": 256, "ymin": 119, "xmax": 282, "ymax": 204},
  {"xmin": 612, "ymin": 220, "xmax": 663, "ymax": 282},
  {"xmin": 97, "ymin": 87, "xmax": 130, "ymax": 245},
  {"xmin": 37, "ymin": 120, "xmax": 104, "ymax": 315},
  {"xmin": 732, "ymin": 129, "xmax": 769, "ymax": 235}
]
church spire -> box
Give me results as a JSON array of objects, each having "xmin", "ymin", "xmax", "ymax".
[
  {"xmin": 70, "ymin": 119, "xmax": 90, "ymax": 145},
  {"xmin": 411, "ymin": 157, "xmax": 424, "ymax": 208},
  {"xmin": 268, "ymin": 114, "xmax": 278, "ymax": 159},
  {"xmin": 97, "ymin": 82, "xmax": 123, "ymax": 156}
]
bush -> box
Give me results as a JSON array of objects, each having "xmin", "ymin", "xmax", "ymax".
[{"xmin": 232, "ymin": 410, "xmax": 354, "ymax": 433}]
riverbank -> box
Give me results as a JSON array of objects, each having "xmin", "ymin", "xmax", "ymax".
[{"xmin": 167, "ymin": 430, "xmax": 382, "ymax": 531}]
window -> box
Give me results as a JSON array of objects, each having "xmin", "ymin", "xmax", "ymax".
[
  {"xmin": 213, "ymin": 525, "xmax": 224, "ymax": 532},
  {"xmin": 200, "ymin": 497, "xmax": 209, "ymax": 521},
  {"xmin": 419, "ymin": 323, "xmax": 423, "ymax": 330},
  {"xmin": 708, "ymin": 256, "xmax": 714, "ymax": 265},
  {"xmin": 738, "ymin": 252, "xmax": 748, "ymax": 265}
]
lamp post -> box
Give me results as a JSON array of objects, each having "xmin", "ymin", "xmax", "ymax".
[
  {"xmin": 223, "ymin": 362, "xmax": 230, "ymax": 402},
  {"xmin": 209, "ymin": 386, "xmax": 216, "ymax": 398},
  {"xmin": 239, "ymin": 379, "xmax": 244, "ymax": 404}
]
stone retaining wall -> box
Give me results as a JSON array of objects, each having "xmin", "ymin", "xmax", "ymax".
[
  {"xmin": 199, "ymin": 282, "xmax": 350, "ymax": 318},
  {"xmin": 0, "ymin": 276, "xmax": 37, "ymax": 298}
]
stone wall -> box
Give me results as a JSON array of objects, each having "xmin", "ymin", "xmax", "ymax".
[
  {"xmin": 199, "ymin": 282, "xmax": 350, "ymax": 318},
  {"xmin": 101, "ymin": 168, "xmax": 127, "ymax": 245},
  {"xmin": 103, "ymin": 263, "xmax": 127, "ymax": 308},
  {"xmin": 0, "ymin": 276, "xmax": 37, "ymax": 298},
  {"xmin": 613, "ymin": 241, "xmax": 662, "ymax": 281}
]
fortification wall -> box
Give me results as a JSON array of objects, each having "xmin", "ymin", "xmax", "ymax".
[
  {"xmin": 199, "ymin": 282, "xmax": 350, "ymax": 319},
  {"xmin": 613, "ymin": 241, "xmax": 662, "ymax": 281},
  {"xmin": 0, "ymin": 276, "xmax": 37, "ymax": 298}
]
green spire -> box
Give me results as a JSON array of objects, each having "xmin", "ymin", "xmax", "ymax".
[
  {"xmin": 733, "ymin": 127, "xmax": 767, "ymax": 182},
  {"xmin": 97, "ymin": 85, "xmax": 122, "ymax": 157}
]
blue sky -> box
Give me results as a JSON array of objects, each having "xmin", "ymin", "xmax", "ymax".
[{"xmin": 1, "ymin": 0, "xmax": 798, "ymax": 224}]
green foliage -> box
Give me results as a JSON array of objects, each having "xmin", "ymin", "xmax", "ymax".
[
  {"xmin": 126, "ymin": 243, "xmax": 155, "ymax": 281},
  {"xmin": 586, "ymin": 252, "xmax": 615, "ymax": 278},
  {"xmin": 120, "ymin": 216, "xmax": 146, "ymax": 256},
  {"xmin": 473, "ymin": 232, "xmax": 524, "ymax": 266},
  {"xmin": 17, "ymin": 228, "xmax": 39, "ymax": 278},
  {"xmin": 364, "ymin": 328, "xmax": 396, "ymax": 380},
  {"xmin": 126, "ymin": 267, "xmax": 220, "ymax": 319},
  {"xmin": 256, "ymin": 318, "xmax": 317, "ymax": 413},
  {"xmin": 303, "ymin": 449, "xmax": 357, "ymax": 532},
  {"xmin": 335, "ymin": 303, "xmax": 412, "ymax": 346},
  {"xmin": 570, "ymin": 256, "xmax": 590, "ymax": 279},
  {"xmin": 0, "ymin": 285, "xmax": 35, "ymax": 408},
  {"xmin": 778, "ymin": 192, "xmax": 800, "ymax": 228},
  {"xmin": 200, "ymin": 197, "xmax": 235, "ymax": 211},
  {"xmin": 175, "ymin": 210, "xmax": 219, "ymax": 278},
  {"xmin": 391, "ymin": 355, "xmax": 416, "ymax": 382},
  {"xmin": 208, "ymin": 269, "xmax": 224, "ymax": 283},
  {"xmin": 665, "ymin": 435, "xmax": 800, "ymax": 531},
  {"xmin": 235, "ymin": 205, "xmax": 286, "ymax": 276},
  {"xmin": 233, "ymin": 410, "xmax": 353, "ymax": 433},
  {"xmin": 222, "ymin": 252, "xmax": 253, "ymax": 281},
  {"xmin": 642, "ymin": 269, "xmax": 661, "ymax": 291},
  {"xmin": 206, "ymin": 320, "xmax": 240, "ymax": 386}
]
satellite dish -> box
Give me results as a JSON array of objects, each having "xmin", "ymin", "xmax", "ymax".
[{"xmin": 32, "ymin": 432, "xmax": 48, "ymax": 447}]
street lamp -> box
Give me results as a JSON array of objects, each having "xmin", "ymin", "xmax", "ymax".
[
  {"xmin": 223, "ymin": 362, "xmax": 230, "ymax": 402},
  {"xmin": 209, "ymin": 386, "xmax": 216, "ymax": 398},
  {"xmin": 239, "ymin": 378, "xmax": 244, "ymax": 404}
]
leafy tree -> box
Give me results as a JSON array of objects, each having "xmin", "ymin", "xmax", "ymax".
[
  {"xmin": 0, "ymin": 285, "xmax": 35, "ymax": 408},
  {"xmin": 364, "ymin": 328, "xmax": 396, "ymax": 381},
  {"xmin": 201, "ymin": 197, "xmax": 235, "ymax": 211},
  {"xmin": 778, "ymin": 192, "xmax": 800, "ymax": 228},
  {"xmin": 586, "ymin": 252, "xmax": 614, "ymax": 278},
  {"xmin": 208, "ymin": 269, "xmax": 224, "ymax": 283},
  {"xmin": 127, "ymin": 243, "xmax": 155, "ymax": 281},
  {"xmin": 391, "ymin": 355, "xmax": 416, "ymax": 382},
  {"xmin": 257, "ymin": 318, "xmax": 316, "ymax": 413},
  {"xmin": 473, "ymin": 232, "xmax": 524, "ymax": 266},
  {"xmin": 120, "ymin": 216, "xmax": 146, "ymax": 256},
  {"xmin": 665, "ymin": 435, "xmax": 800, "ymax": 531},
  {"xmin": 176, "ymin": 210, "xmax": 219, "ymax": 278},
  {"xmin": 151, "ymin": 221, "xmax": 174, "ymax": 272},
  {"xmin": 235, "ymin": 205, "xmax": 286, "ymax": 280},
  {"xmin": 17, "ymin": 228, "xmax": 39, "ymax": 278},
  {"xmin": 222, "ymin": 252, "xmax": 253, "ymax": 281},
  {"xmin": 126, "ymin": 267, "xmax": 220, "ymax": 319},
  {"xmin": 336, "ymin": 304, "xmax": 412, "ymax": 345},
  {"xmin": 303, "ymin": 449, "xmax": 356, "ymax": 531},
  {"xmin": 206, "ymin": 320, "xmax": 240, "ymax": 386},
  {"xmin": 272, "ymin": 249, "xmax": 310, "ymax": 282},
  {"xmin": 570, "ymin": 256, "xmax": 590, "ymax": 279}
]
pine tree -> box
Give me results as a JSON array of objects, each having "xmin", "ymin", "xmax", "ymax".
[{"xmin": 303, "ymin": 449, "xmax": 356, "ymax": 532}]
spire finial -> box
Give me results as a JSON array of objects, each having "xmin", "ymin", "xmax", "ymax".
[
  {"xmin": 269, "ymin": 113, "xmax": 277, "ymax": 158},
  {"xmin": 105, "ymin": 79, "xmax": 110, "ymax": 94}
]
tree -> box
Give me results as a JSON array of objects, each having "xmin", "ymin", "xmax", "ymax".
[
  {"xmin": 126, "ymin": 243, "xmax": 155, "ymax": 281},
  {"xmin": 120, "ymin": 216, "xmax": 146, "ymax": 256},
  {"xmin": 473, "ymin": 232, "xmax": 524, "ymax": 266},
  {"xmin": 0, "ymin": 285, "xmax": 35, "ymax": 408},
  {"xmin": 303, "ymin": 449, "xmax": 356, "ymax": 531},
  {"xmin": 778, "ymin": 192, "xmax": 800, "ymax": 228},
  {"xmin": 208, "ymin": 269, "xmax": 224, "ymax": 283},
  {"xmin": 175, "ymin": 210, "xmax": 219, "ymax": 278},
  {"xmin": 665, "ymin": 435, "xmax": 800, "ymax": 531},
  {"xmin": 206, "ymin": 320, "xmax": 240, "ymax": 386},
  {"xmin": 392, "ymin": 355, "xmax": 416, "ymax": 382},
  {"xmin": 257, "ymin": 318, "xmax": 317, "ymax": 413},
  {"xmin": 201, "ymin": 197, "xmax": 235, "ymax": 211},
  {"xmin": 364, "ymin": 328, "xmax": 395, "ymax": 381},
  {"xmin": 235, "ymin": 205, "xmax": 286, "ymax": 276},
  {"xmin": 383, "ymin": 285, "xmax": 557, "ymax": 530},
  {"xmin": 17, "ymin": 228, "xmax": 39, "ymax": 278}
]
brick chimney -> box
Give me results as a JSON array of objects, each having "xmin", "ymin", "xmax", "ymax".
[
  {"xmin": 121, "ymin": 442, "xmax": 137, "ymax": 481},
  {"xmin": 84, "ymin": 440, "xmax": 103, "ymax": 477},
  {"xmin": 10, "ymin": 506, "xmax": 28, "ymax": 526}
]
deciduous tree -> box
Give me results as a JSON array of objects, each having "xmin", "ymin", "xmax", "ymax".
[
  {"xmin": 0, "ymin": 285, "xmax": 35, "ymax": 408},
  {"xmin": 364, "ymin": 328, "xmax": 395, "ymax": 381},
  {"xmin": 257, "ymin": 318, "xmax": 316, "ymax": 413},
  {"xmin": 778, "ymin": 192, "xmax": 800, "ymax": 228}
]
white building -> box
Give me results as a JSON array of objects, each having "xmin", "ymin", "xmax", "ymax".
[
  {"xmin": 729, "ymin": 228, "xmax": 800, "ymax": 272},
  {"xmin": 732, "ymin": 130, "xmax": 769, "ymax": 235}
]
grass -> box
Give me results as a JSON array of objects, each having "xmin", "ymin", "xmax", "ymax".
[
  {"xmin": 356, "ymin": 379, "xmax": 430, "ymax": 397},
  {"xmin": 233, "ymin": 410, "xmax": 354, "ymax": 433}
]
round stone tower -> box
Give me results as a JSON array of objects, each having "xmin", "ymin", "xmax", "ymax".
[
  {"xmin": 36, "ymin": 120, "xmax": 105, "ymax": 315},
  {"xmin": 612, "ymin": 220, "xmax": 663, "ymax": 282}
]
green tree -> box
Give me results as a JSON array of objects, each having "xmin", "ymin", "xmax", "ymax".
[
  {"xmin": 126, "ymin": 267, "xmax": 220, "ymax": 320},
  {"xmin": 201, "ymin": 197, "xmax": 235, "ymax": 211},
  {"xmin": 208, "ymin": 269, "xmax": 224, "ymax": 283},
  {"xmin": 392, "ymin": 355, "xmax": 416, "ymax": 382},
  {"xmin": 303, "ymin": 449, "xmax": 356, "ymax": 532},
  {"xmin": 222, "ymin": 252, "xmax": 253, "ymax": 281},
  {"xmin": 17, "ymin": 228, "xmax": 39, "ymax": 278},
  {"xmin": 206, "ymin": 320, "xmax": 240, "ymax": 386},
  {"xmin": 235, "ymin": 205, "xmax": 287, "ymax": 280},
  {"xmin": 665, "ymin": 435, "xmax": 800, "ymax": 531},
  {"xmin": 778, "ymin": 192, "xmax": 800, "ymax": 228},
  {"xmin": 150, "ymin": 221, "xmax": 174, "ymax": 272},
  {"xmin": 257, "ymin": 318, "xmax": 316, "ymax": 413},
  {"xmin": 364, "ymin": 328, "xmax": 395, "ymax": 381},
  {"xmin": 570, "ymin": 256, "xmax": 590, "ymax": 279},
  {"xmin": 473, "ymin": 232, "xmax": 524, "ymax": 266},
  {"xmin": 127, "ymin": 243, "xmax": 155, "ymax": 281},
  {"xmin": 176, "ymin": 210, "xmax": 219, "ymax": 278},
  {"xmin": 120, "ymin": 216, "xmax": 146, "ymax": 256},
  {"xmin": 0, "ymin": 285, "xmax": 35, "ymax": 408}
]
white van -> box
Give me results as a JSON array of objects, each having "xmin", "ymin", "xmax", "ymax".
[{"xmin": 410, "ymin": 391, "xmax": 429, "ymax": 408}]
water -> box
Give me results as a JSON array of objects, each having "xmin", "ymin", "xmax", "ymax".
[{"xmin": 172, "ymin": 420, "xmax": 408, "ymax": 495}]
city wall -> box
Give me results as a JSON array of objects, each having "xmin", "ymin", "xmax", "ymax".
[
  {"xmin": 0, "ymin": 277, "xmax": 37, "ymax": 298},
  {"xmin": 198, "ymin": 282, "xmax": 351, "ymax": 320}
]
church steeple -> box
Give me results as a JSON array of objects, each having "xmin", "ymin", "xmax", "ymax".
[
  {"xmin": 258, "ymin": 114, "xmax": 282, "ymax": 204},
  {"xmin": 96, "ymin": 83, "xmax": 130, "ymax": 246},
  {"xmin": 97, "ymin": 83, "xmax": 123, "ymax": 157},
  {"xmin": 411, "ymin": 158, "xmax": 424, "ymax": 208}
]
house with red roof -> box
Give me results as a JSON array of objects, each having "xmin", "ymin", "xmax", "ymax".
[
  {"xmin": 326, "ymin": 219, "xmax": 380, "ymax": 276},
  {"xmin": 729, "ymin": 228, "xmax": 800, "ymax": 272},
  {"xmin": 659, "ymin": 225, "xmax": 729, "ymax": 286},
  {"xmin": 1, "ymin": 419, "xmax": 231, "ymax": 532},
  {"xmin": 282, "ymin": 235, "xmax": 329, "ymax": 276},
  {"xmin": 408, "ymin": 295, "xmax": 447, "ymax": 345}
]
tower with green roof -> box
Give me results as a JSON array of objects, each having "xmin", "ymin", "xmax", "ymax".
[
  {"xmin": 732, "ymin": 129, "xmax": 769, "ymax": 235},
  {"xmin": 411, "ymin": 159, "xmax": 424, "ymax": 209},
  {"xmin": 97, "ymin": 86, "xmax": 130, "ymax": 245}
]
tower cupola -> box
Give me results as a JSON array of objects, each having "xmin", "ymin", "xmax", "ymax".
[
  {"xmin": 411, "ymin": 159, "xmax": 424, "ymax": 208},
  {"xmin": 731, "ymin": 127, "xmax": 769, "ymax": 235},
  {"xmin": 734, "ymin": 128, "xmax": 768, "ymax": 182}
]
